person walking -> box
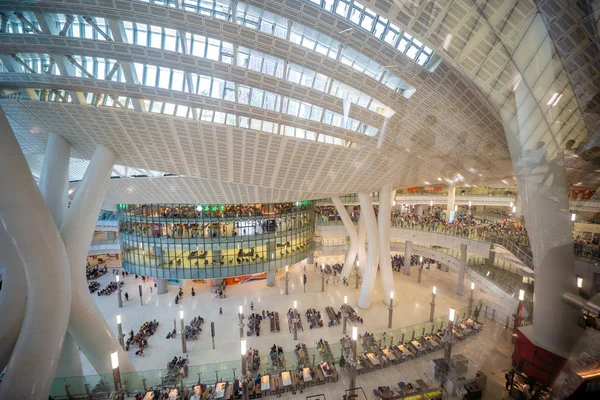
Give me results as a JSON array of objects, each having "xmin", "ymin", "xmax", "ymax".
[{"xmin": 124, "ymin": 292, "xmax": 129, "ymax": 301}]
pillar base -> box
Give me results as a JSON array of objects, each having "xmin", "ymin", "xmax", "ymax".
[
  {"xmin": 156, "ymin": 278, "xmax": 168, "ymax": 294},
  {"xmin": 266, "ymin": 270, "xmax": 276, "ymax": 287},
  {"xmin": 512, "ymin": 326, "xmax": 568, "ymax": 386}
]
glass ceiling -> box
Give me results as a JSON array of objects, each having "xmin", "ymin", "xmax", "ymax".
[{"xmin": 12, "ymin": 50, "xmax": 379, "ymax": 136}]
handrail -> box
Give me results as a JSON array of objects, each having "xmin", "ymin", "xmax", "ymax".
[{"xmin": 50, "ymin": 302, "xmax": 480, "ymax": 398}]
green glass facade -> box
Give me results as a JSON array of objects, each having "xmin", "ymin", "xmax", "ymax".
[{"xmin": 118, "ymin": 202, "xmax": 315, "ymax": 279}]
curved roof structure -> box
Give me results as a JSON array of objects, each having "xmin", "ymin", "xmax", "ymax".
[{"xmin": 0, "ymin": 0, "xmax": 598, "ymax": 207}]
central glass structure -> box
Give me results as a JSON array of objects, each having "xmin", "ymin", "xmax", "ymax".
[{"xmin": 118, "ymin": 201, "xmax": 315, "ymax": 279}]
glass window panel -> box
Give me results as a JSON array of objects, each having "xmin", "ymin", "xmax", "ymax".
[
  {"xmin": 201, "ymin": 109, "xmax": 214, "ymax": 121},
  {"xmin": 239, "ymin": 116, "xmax": 250, "ymax": 128},
  {"xmin": 157, "ymin": 67, "xmax": 171, "ymax": 89},
  {"xmin": 299, "ymin": 103, "xmax": 312, "ymax": 119},
  {"xmin": 164, "ymin": 28, "xmax": 177, "ymax": 51},
  {"xmin": 198, "ymin": 76, "xmax": 212, "ymax": 95},
  {"xmin": 225, "ymin": 114, "xmax": 236, "ymax": 125},
  {"xmin": 175, "ymin": 105, "xmax": 188, "ymax": 117},
  {"xmin": 250, "ymin": 119, "xmax": 262, "ymax": 131},
  {"xmin": 213, "ymin": 111, "xmax": 226, "ymax": 124},
  {"xmin": 150, "ymin": 25, "xmax": 162, "ymax": 48},
  {"xmin": 286, "ymin": 99, "xmax": 300, "ymax": 116},
  {"xmin": 406, "ymin": 45, "xmax": 419, "ymax": 59},
  {"xmin": 150, "ymin": 101, "xmax": 162, "ymax": 113},
  {"xmin": 171, "ymin": 70, "xmax": 184, "ymax": 91},
  {"xmin": 360, "ymin": 14, "xmax": 374, "ymax": 31},
  {"xmin": 145, "ymin": 65, "xmax": 157, "ymax": 86},
  {"xmin": 163, "ymin": 102, "xmax": 175, "ymax": 115},
  {"xmin": 250, "ymin": 89, "xmax": 264, "ymax": 107},
  {"xmin": 238, "ymin": 85, "xmax": 250, "ymax": 104},
  {"xmin": 211, "ymin": 78, "xmax": 224, "ymax": 99}
]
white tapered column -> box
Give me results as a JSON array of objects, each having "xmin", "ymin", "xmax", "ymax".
[
  {"xmin": 37, "ymin": 133, "xmax": 84, "ymax": 378},
  {"xmin": 507, "ymin": 14, "xmax": 581, "ymax": 357},
  {"xmin": 0, "ymin": 108, "xmax": 72, "ymax": 400},
  {"xmin": 357, "ymin": 215, "xmax": 366, "ymax": 274},
  {"xmin": 404, "ymin": 241, "xmax": 412, "ymax": 275},
  {"xmin": 60, "ymin": 145, "xmax": 135, "ymax": 374},
  {"xmin": 332, "ymin": 196, "xmax": 358, "ymax": 279},
  {"xmin": 378, "ymin": 184, "xmax": 395, "ymax": 305},
  {"xmin": 447, "ymin": 187, "xmax": 456, "ymax": 214},
  {"xmin": 457, "ymin": 244, "xmax": 467, "ymax": 296},
  {"xmin": 0, "ymin": 246, "xmax": 27, "ymax": 372},
  {"xmin": 357, "ymin": 192, "xmax": 379, "ymax": 309},
  {"xmin": 39, "ymin": 133, "xmax": 70, "ymax": 227}
]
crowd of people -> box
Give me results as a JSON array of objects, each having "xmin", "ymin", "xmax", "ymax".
[
  {"xmin": 85, "ymin": 265, "xmax": 107, "ymax": 280},
  {"xmin": 247, "ymin": 313, "xmax": 262, "ymax": 336},
  {"xmin": 96, "ymin": 280, "xmax": 123, "ymax": 296},
  {"xmin": 126, "ymin": 320, "xmax": 159, "ymax": 356},
  {"xmin": 184, "ymin": 315, "xmax": 204, "ymax": 340},
  {"xmin": 88, "ymin": 281, "xmax": 100, "ymax": 293}
]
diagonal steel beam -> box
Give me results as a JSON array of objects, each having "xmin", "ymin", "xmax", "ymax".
[
  {"xmin": 14, "ymin": 12, "xmax": 42, "ymax": 34},
  {"xmin": 83, "ymin": 16, "xmax": 112, "ymax": 41},
  {"xmin": 107, "ymin": 19, "xmax": 147, "ymax": 112}
]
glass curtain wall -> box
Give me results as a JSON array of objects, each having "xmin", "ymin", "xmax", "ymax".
[{"xmin": 118, "ymin": 201, "xmax": 315, "ymax": 279}]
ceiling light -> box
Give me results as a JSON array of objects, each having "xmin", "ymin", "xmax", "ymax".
[
  {"xmin": 68, "ymin": 188, "xmax": 74, "ymax": 195},
  {"xmin": 552, "ymin": 94, "xmax": 563, "ymax": 107},
  {"xmin": 478, "ymin": 173, "xmax": 483, "ymax": 177},
  {"xmin": 338, "ymin": 27, "xmax": 353, "ymax": 35},
  {"xmin": 424, "ymin": 181, "xmax": 430, "ymax": 185},
  {"xmin": 437, "ymin": 177, "xmax": 442, "ymax": 181},
  {"xmin": 546, "ymin": 93, "xmax": 559, "ymax": 106},
  {"xmin": 512, "ymin": 78, "xmax": 521, "ymax": 92},
  {"xmin": 443, "ymin": 34, "xmax": 452, "ymax": 50}
]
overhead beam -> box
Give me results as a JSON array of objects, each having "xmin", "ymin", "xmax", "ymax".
[
  {"xmin": 34, "ymin": 12, "xmax": 84, "ymax": 103},
  {"xmin": 14, "ymin": 12, "xmax": 42, "ymax": 34},
  {"xmin": 107, "ymin": 19, "xmax": 147, "ymax": 112},
  {"xmin": 83, "ymin": 16, "xmax": 112, "ymax": 41},
  {"xmin": 0, "ymin": 54, "xmax": 39, "ymax": 100}
]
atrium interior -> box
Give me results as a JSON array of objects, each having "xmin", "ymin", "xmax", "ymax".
[{"xmin": 0, "ymin": 1, "xmax": 600, "ymax": 400}]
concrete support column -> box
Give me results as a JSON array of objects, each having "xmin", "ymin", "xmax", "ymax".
[
  {"xmin": 485, "ymin": 250, "xmax": 496, "ymax": 266},
  {"xmin": 403, "ymin": 241, "xmax": 412, "ymax": 275},
  {"xmin": 60, "ymin": 145, "xmax": 136, "ymax": 375},
  {"xmin": 414, "ymin": 204, "xmax": 424, "ymax": 217},
  {"xmin": 156, "ymin": 278, "xmax": 168, "ymax": 294},
  {"xmin": 266, "ymin": 270, "xmax": 276, "ymax": 287},
  {"xmin": 332, "ymin": 196, "xmax": 358, "ymax": 279},
  {"xmin": 514, "ymin": 195, "xmax": 523, "ymax": 221},
  {"xmin": 506, "ymin": 14, "xmax": 581, "ymax": 358},
  {"xmin": 0, "ymin": 109, "xmax": 72, "ymax": 399},
  {"xmin": 0, "ymin": 246, "xmax": 27, "ymax": 373},
  {"xmin": 38, "ymin": 133, "xmax": 84, "ymax": 379},
  {"xmin": 39, "ymin": 133, "xmax": 70, "ymax": 227},
  {"xmin": 457, "ymin": 244, "xmax": 467, "ymax": 296},
  {"xmin": 357, "ymin": 193, "xmax": 379, "ymax": 309},
  {"xmin": 307, "ymin": 252, "xmax": 314, "ymax": 265},
  {"xmin": 357, "ymin": 215, "xmax": 367, "ymax": 274},
  {"xmin": 378, "ymin": 184, "xmax": 395, "ymax": 305},
  {"xmin": 447, "ymin": 186, "xmax": 456, "ymax": 214}
]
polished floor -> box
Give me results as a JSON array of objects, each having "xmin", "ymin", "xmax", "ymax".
[{"xmin": 84, "ymin": 254, "xmax": 514, "ymax": 372}]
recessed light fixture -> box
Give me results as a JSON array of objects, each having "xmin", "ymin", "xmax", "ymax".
[
  {"xmin": 547, "ymin": 93, "xmax": 559, "ymax": 106},
  {"xmin": 424, "ymin": 181, "xmax": 430, "ymax": 185},
  {"xmin": 443, "ymin": 34, "xmax": 452, "ymax": 50},
  {"xmin": 552, "ymin": 94, "xmax": 563, "ymax": 107},
  {"xmin": 437, "ymin": 177, "xmax": 442, "ymax": 181}
]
